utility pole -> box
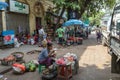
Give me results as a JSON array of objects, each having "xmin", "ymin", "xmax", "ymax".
[{"xmin": 1, "ymin": 0, "xmax": 7, "ymax": 31}]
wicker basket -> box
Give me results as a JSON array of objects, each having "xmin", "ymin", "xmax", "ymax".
[
  {"xmin": 11, "ymin": 52, "xmax": 24, "ymax": 61},
  {"xmin": 0, "ymin": 55, "xmax": 16, "ymax": 66},
  {"xmin": 0, "ymin": 59, "xmax": 15, "ymax": 66}
]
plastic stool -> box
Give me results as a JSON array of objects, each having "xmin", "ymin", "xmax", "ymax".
[{"xmin": 38, "ymin": 64, "xmax": 46, "ymax": 73}]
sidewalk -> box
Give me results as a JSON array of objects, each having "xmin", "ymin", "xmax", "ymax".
[
  {"xmin": 0, "ymin": 45, "xmax": 41, "ymax": 74},
  {"xmin": 0, "ymin": 45, "xmax": 41, "ymax": 58}
]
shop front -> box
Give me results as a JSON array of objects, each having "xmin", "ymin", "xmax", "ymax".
[{"xmin": 6, "ymin": 0, "xmax": 29, "ymax": 34}]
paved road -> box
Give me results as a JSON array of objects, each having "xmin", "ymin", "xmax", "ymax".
[{"xmin": 0, "ymin": 32, "xmax": 120, "ymax": 80}]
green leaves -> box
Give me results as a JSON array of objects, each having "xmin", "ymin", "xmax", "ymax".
[
  {"xmin": 52, "ymin": 0, "xmax": 116, "ymax": 19},
  {"xmin": 89, "ymin": 11, "xmax": 105, "ymax": 26}
]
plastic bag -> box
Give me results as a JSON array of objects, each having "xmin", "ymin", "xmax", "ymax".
[
  {"xmin": 56, "ymin": 58, "xmax": 65, "ymax": 65},
  {"xmin": 12, "ymin": 63, "xmax": 25, "ymax": 73}
]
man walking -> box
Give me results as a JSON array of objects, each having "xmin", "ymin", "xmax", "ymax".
[{"xmin": 56, "ymin": 26, "xmax": 64, "ymax": 46}]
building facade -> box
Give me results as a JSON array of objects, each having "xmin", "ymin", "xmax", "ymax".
[
  {"xmin": 0, "ymin": 0, "xmax": 54, "ymax": 34},
  {"xmin": 18, "ymin": 0, "xmax": 54, "ymax": 34}
]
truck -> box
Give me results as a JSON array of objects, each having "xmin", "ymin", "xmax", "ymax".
[{"xmin": 108, "ymin": 3, "xmax": 120, "ymax": 74}]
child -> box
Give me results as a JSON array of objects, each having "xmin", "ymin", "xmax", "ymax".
[
  {"xmin": 46, "ymin": 36, "xmax": 52, "ymax": 43},
  {"xmin": 30, "ymin": 35, "xmax": 35, "ymax": 45},
  {"xmin": 42, "ymin": 39, "xmax": 47, "ymax": 48}
]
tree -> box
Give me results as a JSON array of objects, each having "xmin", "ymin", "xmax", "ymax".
[
  {"xmin": 89, "ymin": 11, "xmax": 105, "ymax": 26},
  {"xmin": 52, "ymin": 0, "xmax": 116, "ymax": 38},
  {"xmin": 52, "ymin": 0, "xmax": 116, "ymax": 19}
]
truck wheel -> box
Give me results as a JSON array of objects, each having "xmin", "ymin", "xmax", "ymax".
[
  {"xmin": 116, "ymin": 60, "xmax": 120, "ymax": 73},
  {"xmin": 111, "ymin": 53, "xmax": 119, "ymax": 73}
]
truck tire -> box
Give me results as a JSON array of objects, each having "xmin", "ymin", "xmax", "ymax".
[
  {"xmin": 111, "ymin": 53, "xmax": 120, "ymax": 73},
  {"xmin": 116, "ymin": 60, "xmax": 120, "ymax": 73}
]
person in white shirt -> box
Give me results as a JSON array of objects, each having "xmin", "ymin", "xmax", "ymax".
[{"xmin": 38, "ymin": 26, "xmax": 45, "ymax": 46}]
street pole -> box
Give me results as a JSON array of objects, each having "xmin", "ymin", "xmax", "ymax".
[
  {"xmin": 2, "ymin": 11, "xmax": 6, "ymax": 31},
  {"xmin": 1, "ymin": 0, "xmax": 7, "ymax": 31}
]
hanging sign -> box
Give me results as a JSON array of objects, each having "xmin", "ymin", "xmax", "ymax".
[{"xmin": 9, "ymin": 0, "xmax": 29, "ymax": 14}]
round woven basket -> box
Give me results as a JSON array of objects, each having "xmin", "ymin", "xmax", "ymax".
[{"xmin": 11, "ymin": 52, "xmax": 24, "ymax": 61}]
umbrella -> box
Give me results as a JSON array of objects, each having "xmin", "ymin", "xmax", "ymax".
[
  {"xmin": 0, "ymin": 2, "xmax": 8, "ymax": 10},
  {"xmin": 83, "ymin": 23, "xmax": 89, "ymax": 27},
  {"xmin": 62, "ymin": 19, "xmax": 83, "ymax": 27}
]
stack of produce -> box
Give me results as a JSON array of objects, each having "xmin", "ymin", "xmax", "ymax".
[
  {"xmin": 0, "ymin": 55, "xmax": 16, "ymax": 65},
  {"xmin": 12, "ymin": 61, "xmax": 37, "ymax": 74}
]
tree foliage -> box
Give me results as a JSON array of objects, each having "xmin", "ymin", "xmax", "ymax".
[
  {"xmin": 51, "ymin": 0, "xmax": 115, "ymax": 38},
  {"xmin": 89, "ymin": 12, "xmax": 105, "ymax": 26},
  {"xmin": 52, "ymin": 0, "xmax": 116, "ymax": 19}
]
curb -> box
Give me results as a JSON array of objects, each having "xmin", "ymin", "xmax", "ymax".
[
  {"xmin": 0, "ymin": 60, "xmax": 25, "ymax": 74},
  {"xmin": 0, "ymin": 67, "xmax": 12, "ymax": 74}
]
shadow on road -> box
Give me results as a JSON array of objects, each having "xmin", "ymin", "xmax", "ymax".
[{"xmin": 73, "ymin": 63, "xmax": 120, "ymax": 80}]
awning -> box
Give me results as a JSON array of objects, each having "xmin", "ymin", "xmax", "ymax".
[{"xmin": 0, "ymin": 2, "xmax": 8, "ymax": 10}]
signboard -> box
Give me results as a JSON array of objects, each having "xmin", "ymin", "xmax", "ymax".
[
  {"xmin": 69, "ymin": 12, "xmax": 76, "ymax": 19},
  {"xmin": 9, "ymin": 0, "xmax": 29, "ymax": 14},
  {"xmin": 2, "ymin": 30, "xmax": 14, "ymax": 45},
  {"xmin": 68, "ymin": 10, "xmax": 78, "ymax": 19}
]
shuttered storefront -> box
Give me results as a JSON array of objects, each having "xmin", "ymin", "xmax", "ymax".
[{"xmin": 6, "ymin": 13, "xmax": 29, "ymax": 34}]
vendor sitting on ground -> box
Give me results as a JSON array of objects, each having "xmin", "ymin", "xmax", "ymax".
[{"xmin": 38, "ymin": 42, "xmax": 55, "ymax": 67}]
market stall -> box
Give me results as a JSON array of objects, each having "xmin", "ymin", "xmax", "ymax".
[
  {"xmin": 41, "ymin": 53, "xmax": 79, "ymax": 80},
  {"xmin": 62, "ymin": 19, "xmax": 84, "ymax": 46}
]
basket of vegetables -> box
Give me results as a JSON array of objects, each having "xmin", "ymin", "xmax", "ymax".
[{"xmin": 0, "ymin": 55, "xmax": 16, "ymax": 66}]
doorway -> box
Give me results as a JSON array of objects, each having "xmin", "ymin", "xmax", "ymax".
[{"xmin": 36, "ymin": 17, "xmax": 41, "ymax": 34}]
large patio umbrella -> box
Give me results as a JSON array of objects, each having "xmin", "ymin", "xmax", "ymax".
[{"xmin": 62, "ymin": 19, "xmax": 83, "ymax": 27}]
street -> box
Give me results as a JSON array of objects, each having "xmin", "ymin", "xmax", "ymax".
[{"xmin": 0, "ymin": 32, "xmax": 120, "ymax": 80}]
